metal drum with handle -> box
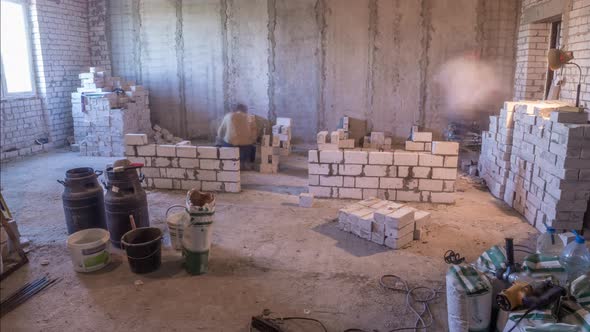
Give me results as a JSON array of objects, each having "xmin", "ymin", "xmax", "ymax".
[{"xmin": 59, "ymin": 167, "xmax": 107, "ymax": 234}]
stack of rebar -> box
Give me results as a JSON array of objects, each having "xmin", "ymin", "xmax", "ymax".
[{"xmin": 0, "ymin": 275, "xmax": 60, "ymax": 317}]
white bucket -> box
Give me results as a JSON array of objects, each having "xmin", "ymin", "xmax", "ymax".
[
  {"xmin": 66, "ymin": 228, "xmax": 111, "ymax": 273},
  {"xmin": 166, "ymin": 207, "xmax": 189, "ymax": 251},
  {"xmin": 182, "ymin": 213, "xmax": 214, "ymax": 252}
]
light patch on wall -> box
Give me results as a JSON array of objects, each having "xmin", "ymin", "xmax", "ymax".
[{"xmin": 435, "ymin": 55, "xmax": 509, "ymax": 121}]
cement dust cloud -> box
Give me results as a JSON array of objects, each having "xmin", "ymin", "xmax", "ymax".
[{"xmin": 436, "ymin": 55, "xmax": 510, "ymax": 122}]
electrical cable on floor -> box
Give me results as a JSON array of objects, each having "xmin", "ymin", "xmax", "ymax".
[
  {"xmin": 249, "ymin": 310, "xmax": 328, "ymax": 332},
  {"xmin": 344, "ymin": 275, "xmax": 444, "ymax": 332},
  {"xmin": 444, "ymin": 250, "xmax": 465, "ymax": 264}
]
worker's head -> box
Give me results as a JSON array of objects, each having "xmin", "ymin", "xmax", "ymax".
[{"xmin": 235, "ymin": 103, "xmax": 248, "ymax": 113}]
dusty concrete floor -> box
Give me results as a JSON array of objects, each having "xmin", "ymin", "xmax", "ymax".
[{"xmin": 0, "ymin": 149, "xmax": 539, "ymax": 332}]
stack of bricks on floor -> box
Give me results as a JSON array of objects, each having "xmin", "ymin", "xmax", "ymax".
[
  {"xmin": 260, "ymin": 134, "xmax": 280, "ymax": 174},
  {"xmin": 362, "ymin": 132, "xmax": 393, "ymax": 150},
  {"xmin": 272, "ymin": 117, "xmax": 292, "ymax": 156},
  {"xmin": 152, "ymin": 124, "xmax": 184, "ymax": 144},
  {"xmin": 479, "ymin": 100, "xmax": 590, "ymax": 232},
  {"xmin": 72, "ymin": 67, "xmax": 152, "ymax": 157},
  {"xmin": 261, "ymin": 117, "xmax": 293, "ymax": 173},
  {"xmin": 317, "ymin": 117, "xmax": 356, "ymax": 150},
  {"xmin": 124, "ymin": 134, "xmax": 241, "ymax": 192},
  {"xmin": 338, "ymin": 198, "xmax": 430, "ymax": 249},
  {"xmin": 308, "ymin": 131, "xmax": 459, "ymax": 203}
]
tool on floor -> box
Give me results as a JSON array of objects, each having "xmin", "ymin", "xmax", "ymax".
[
  {"xmin": 0, "ymin": 275, "xmax": 61, "ymax": 317},
  {"xmin": 496, "ymin": 238, "xmax": 523, "ymax": 283},
  {"xmin": 503, "ymin": 281, "xmax": 566, "ymax": 332},
  {"xmin": 129, "ymin": 215, "xmax": 137, "ymax": 230}
]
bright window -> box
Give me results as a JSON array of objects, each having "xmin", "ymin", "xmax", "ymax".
[{"xmin": 1, "ymin": 0, "xmax": 35, "ymax": 97}]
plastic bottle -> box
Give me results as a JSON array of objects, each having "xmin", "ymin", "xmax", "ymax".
[
  {"xmin": 536, "ymin": 226, "xmax": 565, "ymax": 256},
  {"xmin": 559, "ymin": 232, "xmax": 590, "ymax": 283}
]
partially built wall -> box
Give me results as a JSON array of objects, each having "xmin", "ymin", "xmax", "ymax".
[{"xmin": 106, "ymin": 0, "xmax": 520, "ymax": 143}]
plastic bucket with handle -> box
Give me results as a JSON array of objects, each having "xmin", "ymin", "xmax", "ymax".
[
  {"xmin": 66, "ymin": 228, "xmax": 111, "ymax": 272},
  {"xmin": 121, "ymin": 227, "xmax": 163, "ymax": 274}
]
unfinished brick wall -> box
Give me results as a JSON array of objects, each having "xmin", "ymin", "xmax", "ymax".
[
  {"xmin": 513, "ymin": 22, "xmax": 551, "ymax": 100},
  {"xmin": 0, "ymin": 98, "xmax": 48, "ymax": 160},
  {"xmin": 124, "ymin": 134, "xmax": 241, "ymax": 193},
  {"xmin": 1, "ymin": 1, "xmax": 111, "ymax": 162},
  {"xmin": 72, "ymin": 69, "xmax": 152, "ymax": 156},
  {"xmin": 1, "ymin": 1, "xmax": 90, "ymax": 161},
  {"xmin": 308, "ymin": 140, "xmax": 459, "ymax": 204},
  {"xmin": 480, "ymin": 100, "xmax": 590, "ymax": 232},
  {"xmin": 514, "ymin": 0, "xmax": 590, "ymax": 109}
]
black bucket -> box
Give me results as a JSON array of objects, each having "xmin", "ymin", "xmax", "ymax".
[{"xmin": 121, "ymin": 227, "xmax": 163, "ymax": 274}]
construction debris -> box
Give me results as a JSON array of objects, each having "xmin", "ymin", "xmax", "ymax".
[{"xmin": 337, "ymin": 198, "xmax": 430, "ymax": 249}]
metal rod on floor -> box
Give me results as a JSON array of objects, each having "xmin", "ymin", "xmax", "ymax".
[
  {"xmin": 0, "ymin": 276, "xmax": 47, "ymax": 305},
  {"xmin": 0, "ymin": 276, "xmax": 60, "ymax": 317}
]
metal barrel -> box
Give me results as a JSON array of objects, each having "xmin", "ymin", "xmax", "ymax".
[
  {"xmin": 59, "ymin": 167, "xmax": 107, "ymax": 234},
  {"xmin": 103, "ymin": 167, "xmax": 150, "ymax": 247}
]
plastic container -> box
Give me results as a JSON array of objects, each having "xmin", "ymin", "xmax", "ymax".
[
  {"xmin": 536, "ymin": 227, "xmax": 564, "ymax": 256},
  {"xmin": 121, "ymin": 227, "xmax": 162, "ymax": 274},
  {"xmin": 66, "ymin": 228, "xmax": 111, "ymax": 272},
  {"xmin": 166, "ymin": 205, "xmax": 189, "ymax": 251},
  {"xmin": 559, "ymin": 232, "xmax": 590, "ymax": 283},
  {"xmin": 182, "ymin": 190, "xmax": 215, "ymax": 275}
]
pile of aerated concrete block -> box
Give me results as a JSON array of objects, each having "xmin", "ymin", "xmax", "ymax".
[
  {"xmin": 272, "ymin": 117, "xmax": 293, "ymax": 156},
  {"xmin": 338, "ymin": 198, "xmax": 430, "ymax": 249},
  {"xmin": 260, "ymin": 134, "xmax": 280, "ymax": 174},
  {"xmin": 124, "ymin": 134, "xmax": 241, "ymax": 192},
  {"xmin": 260, "ymin": 117, "xmax": 293, "ymax": 173},
  {"xmin": 308, "ymin": 133, "xmax": 459, "ymax": 203},
  {"xmin": 479, "ymin": 101, "xmax": 590, "ymax": 232},
  {"xmin": 72, "ymin": 67, "xmax": 152, "ymax": 157}
]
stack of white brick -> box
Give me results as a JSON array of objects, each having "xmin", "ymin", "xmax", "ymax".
[
  {"xmin": 317, "ymin": 129, "xmax": 355, "ymax": 150},
  {"xmin": 72, "ymin": 68, "xmax": 152, "ymax": 157},
  {"xmin": 308, "ymin": 139, "xmax": 459, "ymax": 203},
  {"xmin": 260, "ymin": 134, "xmax": 280, "ymax": 174},
  {"xmin": 272, "ymin": 117, "xmax": 293, "ymax": 156},
  {"xmin": 124, "ymin": 134, "xmax": 241, "ymax": 193},
  {"xmin": 361, "ymin": 131, "xmax": 393, "ymax": 150},
  {"xmin": 337, "ymin": 198, "xmax": 431, "ymax": 249},
  {"xmin": 480, "ymin": 100, "xmax": 590, "ymax": 232},
  {"xmin": 478, "ymin": 102, "xmax": 517, "ymax": 198}
]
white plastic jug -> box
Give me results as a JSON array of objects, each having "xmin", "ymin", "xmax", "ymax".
[
  {"xmin": 560, "ymin": 232, "xmax": 590, "ymax": 283},
  {"xmin": 536, "ymin": 226, "xmax": 564, "ymax": 256}
]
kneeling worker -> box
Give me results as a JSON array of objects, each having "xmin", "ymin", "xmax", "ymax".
[{"xmin": 216, "ymin": 103, "xmax": 258, "ymax": 170}]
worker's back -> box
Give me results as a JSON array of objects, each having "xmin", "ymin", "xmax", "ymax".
[{"xmin": 218, "ymin": 111, "xmax": 257, "ymax": 146}]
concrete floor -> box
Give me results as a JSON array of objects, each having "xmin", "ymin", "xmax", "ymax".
[{"xmin": 0, "ymin": 149, "xmax": 539, "ymax": 332}]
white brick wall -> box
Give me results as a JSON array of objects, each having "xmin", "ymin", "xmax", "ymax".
[
  {"xmin": 308, "ymin": 143, "xmax": 458, "ymax": 203},
  {"xmin": 2, "ymin": 0, "xmax": 100, "ymax": 161},
  {"xmin": 125, "ymin": 134, "xmax": 241, "ymax": 193},
  {"xmin": 514, "ymin": 0, "xmax": 590, "ymax": 109},
  {"xmin": 480, "ymin": 100, "xmax": 590, "ymax": 231}
]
